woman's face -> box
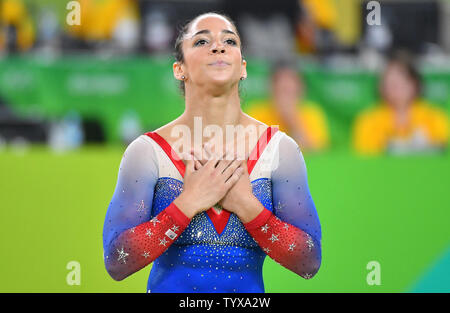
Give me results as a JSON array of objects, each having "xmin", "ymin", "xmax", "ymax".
[
  {"xmin": 174, "ymin": 14, "xmax": 246, "ymax": 91},
  {"xmin": 381, "ymin": 63, "xmax": 417, "ymax": 110},
  {"xmin": 272, "ymin": 68, "xmax": 302, "ymax": 105}
]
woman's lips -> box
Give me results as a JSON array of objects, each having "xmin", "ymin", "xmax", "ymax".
[{"xmin": 209, "ymin": 60, "xmax": 230, "ymax": 66}]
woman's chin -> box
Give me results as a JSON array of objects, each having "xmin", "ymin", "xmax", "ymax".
[{"xmin": 207, "ymin": 75, "xmax": 239, "ymax": 87}]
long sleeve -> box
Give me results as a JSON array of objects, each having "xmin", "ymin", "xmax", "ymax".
[
  {"xmin": 102, "ymin": 136, "xmax": 191, "ymax": 281},
  {"xmin": 244, "ymin": 133, "xmax": 322, "ymax": 279}
]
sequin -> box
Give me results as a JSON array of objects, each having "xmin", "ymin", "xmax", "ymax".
[{"xmin": 117, "ymin": 247, "xmax": 129, "ymax": 264}]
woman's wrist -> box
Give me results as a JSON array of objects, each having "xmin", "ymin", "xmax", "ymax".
[
  {"xmin": 173, "ymin": 192, "xmax": 199, "ymax": 219},
  {"xmin": 237, "ymin": 195, "xmax": 265, "ymax": 224}
]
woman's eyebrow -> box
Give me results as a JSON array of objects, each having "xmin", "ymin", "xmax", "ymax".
[{"xmin": 191, "ymin": 29, "xmax": 237, "ymax": 38}]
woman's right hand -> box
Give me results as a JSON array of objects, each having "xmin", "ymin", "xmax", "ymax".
[{"xmin": 173, "ymin": 148, "xmax": 244, "ymax": 219}]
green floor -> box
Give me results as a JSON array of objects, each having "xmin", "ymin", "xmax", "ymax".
[{"xmin": 1, "ymin": 146, "xmax": 449, "ymax": 292}]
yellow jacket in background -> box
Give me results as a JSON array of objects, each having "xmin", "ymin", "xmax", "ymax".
[
  {"xmin": 246, "ymin": 100, "xmax": 330, "ymax": 151},
  {"xmin": 0, "ymin": 0, "xmax": 35, "ymax": 51},
  {"xmin": 353, "ymin": 99, "xmax": 449, "ymax": 154},
  {"xmin": 68, "ymin": 0, "xmax": 138, "ymax": 41}
]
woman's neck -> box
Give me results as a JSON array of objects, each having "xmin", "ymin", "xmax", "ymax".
[{"xmin": 181, "ymin": 86, "xmax": 244, "ymax": 129}]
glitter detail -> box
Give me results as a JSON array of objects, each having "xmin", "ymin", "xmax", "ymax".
[
  {"xmin": 306, "ymin": 234, "xmax": 314, "ymax": 251},
  {"xmin": 142, "ymin": 179, "xmax": 271, "ymax": 292},
  {"xmin": 288, "ymin": 243, "xmax": 296, "ymax": 251},
  {"xmin": 117, "ymin": 247, "xmax": 129, "ymax": 264},
  {"xmin": 137, "ymin": 200, "xmax": 148, "ymax": 213},
  {"xmin": 213, "ymin": 203, "xmax": 224, "ymax": 214},
  {"xmin": 150, "ymin": 217, "xmax": 161, "ymax": 226},
  {"xmin": 110, "ymin": 170, "xmax": 321, "ymax": 293},
  {"xmin": 269, "ymin": 234, "xmax": 279, "ymax": 243},
  {"xmin": 274, "ymin": 201, "xmax": 286, "ymax": 213},
  {"xmin": 303, "ymin": 273, "xmax": 313, "ymax": 279}
]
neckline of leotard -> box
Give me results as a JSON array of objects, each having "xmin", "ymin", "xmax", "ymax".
[
  {"xmin": 146, "ymin": 125, "xmax": 278, "ymax": 178},
  {"xmin": 145, "ymin": 125, "xmax": 278, "ymax": 235}
]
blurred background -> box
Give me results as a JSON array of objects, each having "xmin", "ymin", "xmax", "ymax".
[{"xmin": 0, "ymin": 0, "xmax": 449, "ymax": 292}]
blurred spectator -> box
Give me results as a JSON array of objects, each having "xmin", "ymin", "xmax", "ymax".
[
  {"xmin": 296, "ymin": 0, "xmax": 338, "ymax": 55},
  {"xmin": 246, "ymin": 60, "xmax": 329, "ymax": 152},
  {"xmin": 35, "ymin": 7, "xmax": 61, "ymax": 55},
  {"xmin": 48, "ymin": 111, "xmax": 84, "ymax": 152},
  {"xmin": 353, "ymin": 52, "xmax": 449, "ymax": 155},
  {"xmin": 0, "ymin": 0, "xmax": 35, "ymax": 53},
  {"xmin": 66, "ymin": 0, "xmax": 140, "ymax": 53},
  {"xmin": 142, "ymin": 8, "xmax": 173, "ymax": 54},
  {"xmin": 223, "ymin": 0, "xmax": 301, "ymax": 61}
]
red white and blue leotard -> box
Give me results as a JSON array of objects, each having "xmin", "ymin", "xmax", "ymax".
[{"xmin": 102, "ymin": 126, "xmax": 322, "ymax": 292}]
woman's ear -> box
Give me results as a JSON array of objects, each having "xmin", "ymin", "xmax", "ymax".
[
  {"xmin": 173, "ymin": 62, "xmax": 185, "ymax": 81},
  {"xmin": 241, "ymin": 59, "xmax": 247, "ymax": 80}
]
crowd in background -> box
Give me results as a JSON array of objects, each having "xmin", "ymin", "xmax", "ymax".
[
  {"xmin": 0, "ymin": 0, "xmax": 360, "ymax": 57},
  {"xmin": 0, "ymin": 0, "xmax": 449, "ymax": 155}
]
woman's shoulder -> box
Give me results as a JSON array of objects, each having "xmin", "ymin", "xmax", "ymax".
[
  {"xmin": 149, "ymin": 121, "xmax": 177, "ymax": 138},
  {"xmin": 144, "ymin": 119, "xmax": 185, "ymax": 148},
  {"xmin": 125, "ymin": 134, "xmax": 158, "ymax": 157}
]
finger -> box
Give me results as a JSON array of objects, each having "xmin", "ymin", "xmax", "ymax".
[
  {"xmin": 225, "ymin": 167, "xmax": 244, "ymax": 186},
  {"xmin": 241, "ymin": 157, "xmax": 248, "ymax": 171},
  {"xmin": 184, "ymin": 153, "xmax": 195, "ymax": 174},
  {"xmin": 191, "ymin": 147, "xmax": 207, "ymax": 166},
  {"xmin": 216, "ymin": 149, "xmax": 236, "ymax": 173},
  {"xmin": 221, "ymin": 157, "xmax": 242, "ymax": 181},
  {"xmin": 194, "ymin": 159, "xmax": 203, "ymax": 170},
  {"xmin": 204, "ymin": 143, "xmax": 223, "ymax": 169}
]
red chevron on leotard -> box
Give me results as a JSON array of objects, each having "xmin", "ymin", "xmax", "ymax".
[{"xmin": 145, "ymin": 126, "xmax": 278, "ymax": 235}]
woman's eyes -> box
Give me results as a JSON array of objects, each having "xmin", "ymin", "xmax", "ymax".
[
  {"xmin": 194, "ymin": 38, "xmax": 237, "ymax": 46},
  {"xmin": 194, "ymin": 39, "xmax": 208, "ymax": 46}
]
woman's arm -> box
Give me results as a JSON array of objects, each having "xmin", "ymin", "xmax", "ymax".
[
  {"xmin": 102, "ymin": 136, "xmax": 192, "ymax": 281},
  {"xmin": 243, "ymin": 133, "xmax": 322, "ymax": 279}
]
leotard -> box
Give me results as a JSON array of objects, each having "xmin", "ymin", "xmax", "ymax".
[{"xmin": 102, "ymin": 126, "xmax": 322, "ymax": 292}]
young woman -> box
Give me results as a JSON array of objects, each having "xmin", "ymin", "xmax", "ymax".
[
  {"xmin": 353, "ymin": 52, "xmax": 449, "ymax": 154},
  {"xmin": 102, "ymin": 12, "xmax": 322, "ymax": 293}
]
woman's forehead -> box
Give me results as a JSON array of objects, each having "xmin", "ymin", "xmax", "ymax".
[
  {"xmin": 188, "ymin": 14, "xmax": 235, "ymax": 36},
  {"xmin": 385, "ymin": 64, "xmax": 408, "ymax": 79}
]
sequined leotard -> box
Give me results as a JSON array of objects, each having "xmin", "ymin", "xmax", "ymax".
[{"xmin": 102, "ymin": 126, "xmax": 322, "ymax": 292}]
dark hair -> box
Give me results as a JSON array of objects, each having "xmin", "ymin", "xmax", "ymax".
[
  {"xmin": 173, "ymin": 12, "xmax": 244, "ymax": 97},
  {"xmin": 269, "ymin": 58, "xmax": 300, "ymax": 83}
]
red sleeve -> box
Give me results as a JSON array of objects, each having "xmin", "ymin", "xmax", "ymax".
[
  {"xmin": 104, "ymin": 202, "xmax": 191, "ymax": 281},
  {"xmin": 244, "ymin": 208, "xmax": 321, "ymax": 279}
]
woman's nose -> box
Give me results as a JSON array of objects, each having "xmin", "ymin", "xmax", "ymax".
[{"xmin": 210, "ymin": 40, "xmax": 225, "ymax": 54}]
